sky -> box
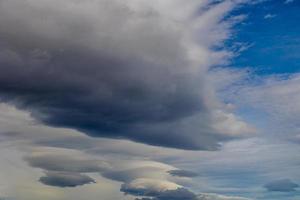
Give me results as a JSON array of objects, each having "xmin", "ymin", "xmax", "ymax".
[{"xmin": 0, "ymin": 0, "xmax": 299, "ymax": 200}]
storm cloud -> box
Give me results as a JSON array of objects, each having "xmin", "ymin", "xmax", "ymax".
[{"xmin": 0, "ymin": 0, "xmax": 254, "ymax": 150}]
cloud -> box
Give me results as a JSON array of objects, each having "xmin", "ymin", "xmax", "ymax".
[
  {"xmin": 39, "ymin": 171, "xmax": 95, "ymax": 187},
  {"xmin": 226, "ymin": 73, "xmax": 300, "ymax": 141},
  {"xmin": 23, "ymin": 146, "xmax": 183, "ymax": 192},
  {"xmin": 25, "ymin": 149, "xmax": 109, "ymax": 173},
  {"xmin": 168, "ymin": 170, "xmax": 198, "ymax": 178},
  {"xmin": 0, "ymin": 0, "xmax": 254, "ymax": 150},
  {"xmin": 121, "ymin": 178, "xmax": 182, "ymax": 196},
  {"xmin": 102, "ymin": 167, "xmax": 168, "ymax": 183},
  {"xmin": 3, "ymin": 100, "xmax": 299, "ymax": 199},
  {"xmin": 264, "ymin": 14, "xmax": 276, "ymax": 19},
  {"xmin": 197, "ymin": 193, "xmax": 252, "ymax": 200},
  {"xmin": 0, "ymin": 102, "xmax": 265, "ymax": 200},
  {"xmin": 118, "ymin": 176, "xmax": 252, "ymax": 200},
  {"xmin": 284, "ymin": 0, "xmax": 295, "ymax": 4},
  {"xmin": 264, "ymin": 179, "xmax": 299, "ymax": 192},
  {"xmin": 121, "ymin": 182, "xmax": 199, "ymax": 200}
]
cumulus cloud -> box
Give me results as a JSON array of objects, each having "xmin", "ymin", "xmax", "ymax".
[
  {"xmin": 264, "ymin": 179, "xmax": 299, "ymax": 192},
  {"xmin": 39, "ymin": 171, "xmax": 95, "ymax": 187},
  {"xmin": 0, "ymin": 0, "xmax": 254, "ymax": 150}
]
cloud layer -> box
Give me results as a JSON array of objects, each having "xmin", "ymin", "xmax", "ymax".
[{"xmin": 168, "ymin": 169, "xmax": 199, "ymax": 178}]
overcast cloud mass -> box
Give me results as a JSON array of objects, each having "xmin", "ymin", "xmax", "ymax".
[{"xmin": 0, "ymin": 0, "xmax": 299, "ymax": 200}]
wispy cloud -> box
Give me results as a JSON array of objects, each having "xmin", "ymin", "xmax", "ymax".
[
  {"xmin": 284, "ymin": 0, "xmax": 295, "ymax": 4},
  {"xmin": 264, "ymin": 13, "xmax": 277, "ymax": 19}
]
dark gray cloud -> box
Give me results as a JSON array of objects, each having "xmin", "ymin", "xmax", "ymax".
[
  {"xmin": 264, "ymin": 179, "xmax": 299, "ymax": 192},
  {"xmin": 24, "ymin": 150, "xmax": 107, "ymax": 187},
  {"xmin": 0, "ymin": 0, "xmax": 253, "ymax": 150},
  {"xmin": 25, "ymin": 153, "xmax": 107, "ymax": 173},
  {"xmin": 102, "ymin": 167, "xmax": 166, "ymax": 182},
  {"xmin": 168, "ymin": 170, "xmax": 198, "ymax": 178},
  {"xmin": 39, "ymin": 171, "xmax": 95, "ymax": 187}
]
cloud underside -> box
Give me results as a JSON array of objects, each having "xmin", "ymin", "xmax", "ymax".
[
  {"xmin": 0, "ymin": 0, "xmax": 254, "ymax": 150},
  {"xmin": 264, "ymin": 179, "xmax": 299, "ymax": 192},
  {"xmin": 168, "ymin": 169, "xmax": 198, "ymax": 178},
  {"xmin": 39, "ymin": 171, "xmax": 95, "ymax": 187}
]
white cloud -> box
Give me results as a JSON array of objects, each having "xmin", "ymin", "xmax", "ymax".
[
  {"xmin": 264, "ymin": 14, "xmax": 277, "ymax": 19},
  {"xmin": 122, "ymin": 178, "xmax": 181, "ymax": 193},
  {"xmin": 227, "ymin": 73, "xmax": 300, "ymax": 140}
]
